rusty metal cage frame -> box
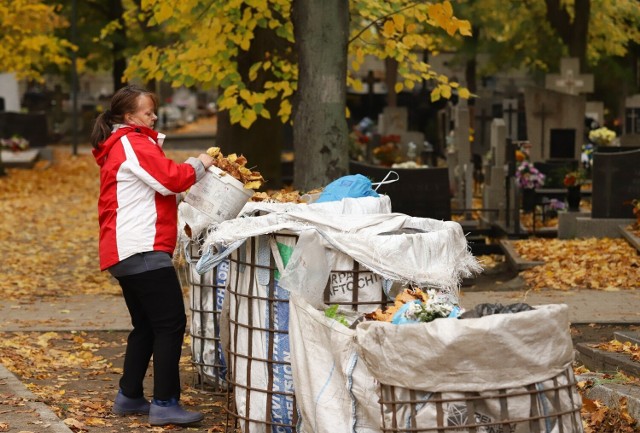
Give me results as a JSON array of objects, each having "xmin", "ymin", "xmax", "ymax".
[
  {"xmin": 378, "ymin": 367, "xmax": 583, "ymax": 433},
  {"xmin": 225, "ymin": 233, "xmax": 393, "ymax": 433},
  {"xmin": 185, "ymin": 239, "xmax": 229, "ymax": 394}
]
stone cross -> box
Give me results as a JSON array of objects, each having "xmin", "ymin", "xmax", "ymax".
[
  {"xmin": 473, "ymin": 108, "xmax": 493, "ymax": 153},
  {"xmin": 532, "ymin": 103, "xmax": 554, "ymax": 157},
  {"xmin": 545, "ymin": 57, "xmax": 594, "ymax": 96},
  {"xmin": 502, "ymin": 99, "xmax": 518, "ymax": 139}
]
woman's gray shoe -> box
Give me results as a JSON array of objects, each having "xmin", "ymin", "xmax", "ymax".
[
  {"xmin": 149, "ymin": 401, "xmax": 204, "ymax": 426},
  {"xmin": 112, "ymin": 391, "xmax": 151, "ymax": 416}
]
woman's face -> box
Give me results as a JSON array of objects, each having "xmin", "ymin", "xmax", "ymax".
[{"xmin": 126, "ymin": 95, "xmax": 157, "ymax": 129}]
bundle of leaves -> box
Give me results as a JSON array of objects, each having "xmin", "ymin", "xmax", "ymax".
[{"xmin": 206, "ymin": 146, "xmax": 264, "ymax": 189}]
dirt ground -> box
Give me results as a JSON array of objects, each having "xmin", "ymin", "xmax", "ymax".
[{"xmin": 0, "ymin": 330, "xmax": 231, "ymax": 433}]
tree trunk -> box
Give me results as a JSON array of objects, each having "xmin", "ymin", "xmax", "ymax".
[
  {"xmin": 545, "ymin": 0, "xmax": 590, "ymax": 67},
  {"xmin": 385, "ymin": 58, "xmax": 398, "ymax": 107},
  {"xmin": 292, "ymin": 0, "xmax": 349, "ymax": 190},
  {"xmin": 216, "ymin": 25, "xmax": 290, "ymax": 189},
  {"xmin": 109, "ymin": 0, "xmax": 127, "ymax": 91}
]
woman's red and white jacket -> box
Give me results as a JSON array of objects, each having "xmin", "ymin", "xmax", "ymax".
[{"xmin": 93, "ymin": 125, "xmax": 202, "ymax": 271}]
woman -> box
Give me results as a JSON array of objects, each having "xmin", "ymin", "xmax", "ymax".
[{"xmin": 91, "ymin": 85, "xmax": 213, "ymax": 426}]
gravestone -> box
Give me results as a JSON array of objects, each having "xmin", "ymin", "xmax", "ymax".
[
  {"xmin": 399, "ymin": 130, "xmax": 425, "ymax": 162},
  {"xmin": 0, "ymin": 112, "xmax": 50, "ymax": 147},
  {"xmin": 0, "ymin": 73, "xmax": 20, "ymax": 112},
  {"xmin": 379, "ymin": 106, "xmax": 408, "ymax": 136},
  {"xmin": 561, "ymin": 149, "xmax": 638, "ymax": 238},
  {"xmin": 482, "ymin": 119, "xmax": 508, "ymax": 223},
  {"xmin": 1, "ymin": 149, "xmax": 40, "ymax": 168},
  {"xmin": 452, "ymin": 100, "xmax": 473, "ymax": 212},
  {"xmin": 549, "ymin": 128, "xmax": 576, "ymax": 160},
  {"xmin": 524, "ymin": 87, "xmax": 584, "ymax": 162},
  {"xmin": 620, "ymin": 94, "xmax": 640, "ymax": 146},
  {"xmin": 592, "ymin": 149, "xmax": 640, "ymax": 218},
  {"xmin": 545, "ymin": 57, "xmax": 594, "ymax": 96},
  {"xmin": 533, "ymin": 160, "xmax": 578, "ymax": 189},
  {"xmin": 348, "ymin": 160, "xmax": 451, "ymax": 220},
  {"xmin": 586, "ymin": 101, "xmax": 604, "ymax": 127}
]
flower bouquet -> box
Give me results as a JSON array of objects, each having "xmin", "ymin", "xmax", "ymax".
[
  {"xmin": 588, "ymin": 127, "xmax": 616, "ymax": 147},
  {"xmin": 1, "ymin": 135, "xmax": 29, "ymax": 152},
  {"xmin": 563, "ymin": 169, "xmax": 588, "ymax": 188},
  {"xmin": 372, "ymin": 134, "xmax": 401, "ymax": 166},
  {"xmin": 515, "ymin": 161, "xmax": 545, "ymax": 190}
]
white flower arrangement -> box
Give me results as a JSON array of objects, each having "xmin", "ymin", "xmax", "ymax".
[{"xmin": 588, "ymin": 127, "xmax": 616, "ymax": 146}]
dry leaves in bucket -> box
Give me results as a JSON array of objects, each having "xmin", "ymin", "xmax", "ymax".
[{"xmin": 206, "ymin": 146, "xmax": 264, "ymax": 189}]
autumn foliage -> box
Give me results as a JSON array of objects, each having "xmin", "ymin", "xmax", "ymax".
[
  {"xmin": 126, "ymin": 0, "xmax": 472, "ymax": 128},
  {"xmin": 0, "ymin": 0, "xmax": 72, "ymax": 81},
  {"xmin": 513, "ymin": 238, "xmax": 640, "ymax": 290}
]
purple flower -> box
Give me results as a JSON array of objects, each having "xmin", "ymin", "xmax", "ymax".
[{"xmin": 515, "ymin": 161, "xmax": 545, "ymax": 189}]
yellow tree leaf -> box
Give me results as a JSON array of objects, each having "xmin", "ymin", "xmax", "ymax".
[{"xmin": 392, "ymin": 14, "xmax": 405, "ymax": 32}]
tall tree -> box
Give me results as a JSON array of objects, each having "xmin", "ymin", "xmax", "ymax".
[
  {"xmin": 292, "ymin": 0, "xmax": 349, "ymax": 188},
  {"xmin": 544, "ymin": 0, "xmax": 590, "ymax": 67},
  {"xmin": 0, "ymin": 0, "xmax": 71, "ymax": 81},
  {"xmin": 451, "ymin": 0, "xmax": 640, "ymax": 82},
  {"xmin": 125, "ymin": 0, "xmax": 470, "ymax": 189}
]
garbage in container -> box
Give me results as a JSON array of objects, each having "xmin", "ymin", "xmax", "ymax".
[
  {"xmin": 354, "ymin": 303, "xmax": 582, "ymax": 433},
  {"xmin": 198, "ymin": 212, "xmax": 480, "ymax": 433}
]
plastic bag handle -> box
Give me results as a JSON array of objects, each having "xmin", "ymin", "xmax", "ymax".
[{"xmin": 372, "ymin": 170, "xmax": 400, "ymax": 191}]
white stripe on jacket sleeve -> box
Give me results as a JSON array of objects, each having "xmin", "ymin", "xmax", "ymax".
[{"xmin": 121, "ymin": 135, "xmax": 175, "ymax": 196}]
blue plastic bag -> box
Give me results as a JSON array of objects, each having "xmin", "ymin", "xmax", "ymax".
[{"xmin": 315, "ymin": 174, "xmax": 379, "ymax": 203}]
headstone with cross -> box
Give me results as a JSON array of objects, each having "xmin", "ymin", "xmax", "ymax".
[
  {"xmin": 532, "ymin": 103, "xmax": 554, "ymax": 157},
  {"xmin": 524, "ymin": 86, "xmax": 585, "ymax": 162},
  {"xmin": 545, "ymin": 57, "xmax": 594, "ymax": 96},
  {"xmin": 620, "ymin": 94, "xmax": 640, "ymax": 147},
  {"xmin": 473, "ymin": 105, "xmax": 493, "ymax": 155},
  {"xmin": 502, "ymin": 99, "xmax": 519, "ymax": 140}
]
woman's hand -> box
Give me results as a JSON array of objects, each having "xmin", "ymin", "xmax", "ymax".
[{"xmin": 197, "ymin": 153, "xmax": 215, "ymax": 169}]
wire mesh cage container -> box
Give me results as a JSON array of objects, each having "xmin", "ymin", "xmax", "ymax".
[
  {"xmin": 378, "ymin": 366, "xmax": 584, "ymax": 433},
  {"xmin": 224, "ymin": 232, "xmax": 393, "ymax": 433},
  {"xmin": 184, "ymin": 239, "xmax": 229, "ymax": 393}
]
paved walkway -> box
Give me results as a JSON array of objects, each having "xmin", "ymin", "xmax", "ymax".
[
  {"xmin": 1, "ymin": 288, "xmax": 638, "ymax": 335},
  {"xmin": 461, "ymin": 288, "xmax": 640, "ymax": 324},
  {"xmin": 0, "ymin": 295, "xmax": 131, "ymax": 332}
]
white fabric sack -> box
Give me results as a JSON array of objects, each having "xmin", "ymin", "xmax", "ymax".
[
  {"xmin": 222, "ymin": 231, "xmax": 396, "ymax": 433},
  {"xmin": 378, "ymin": 368, "xmax": 583, "ymax": 433},
  {"xmin": 185, "ymin": 241, "xmax": 229, "ymax": 386},
  {"xmin": 354, "ymin": 304, "xmax": 574, "ymax": 393},
  {"xmin": 288, "ymin": 293, "xmax": 382, "ymax": 433},
  {"xmin": 189, "ymin": 257, "xmax": 229, "ymax": 386},
  {"xmin": 239, "ymin": 194, "xmax": 392, "ymax": 217},
  {"xmin": 197, "ymin": 212, "xmax": 480, "ymax": 295},
  {"xmin": 178, "ymin": 201, "xmax": 215, "ymax": 243},
  {"xmin": 224, "ymin": 235, "xmax": 297, "ymax": 433}
]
